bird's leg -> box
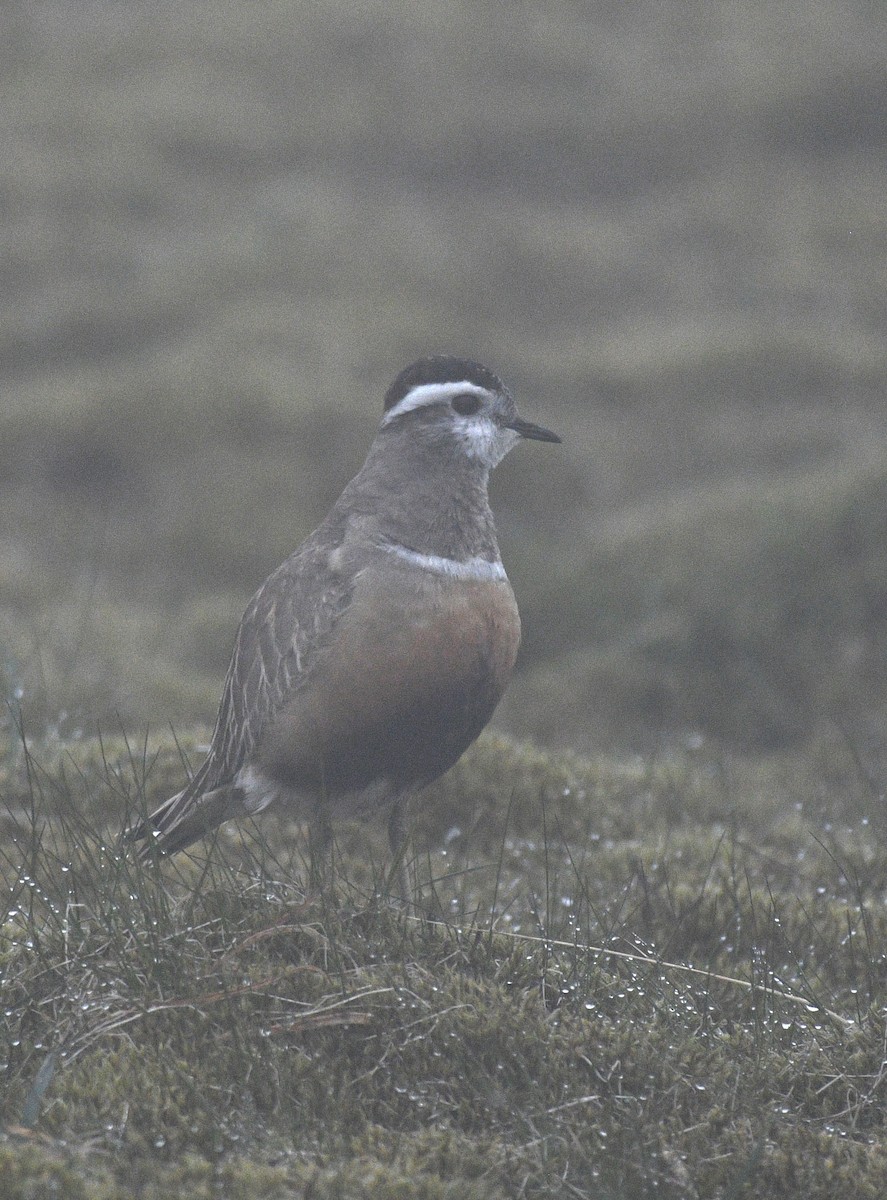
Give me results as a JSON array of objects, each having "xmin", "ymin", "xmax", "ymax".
[
  {"xmin": 307, "ymin": 805, "xmax": 333, "ymax": 893},
  {"xmin": 387, "ymin": 797, "xmax": 412, "ymax": 906}
]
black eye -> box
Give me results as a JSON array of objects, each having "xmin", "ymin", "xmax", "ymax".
[{"xmin": 452, "ymin": 393, "xmax": 481, "ymax": 416}]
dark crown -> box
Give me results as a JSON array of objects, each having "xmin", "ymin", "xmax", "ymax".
[{"xmin": 383, "ymin": 356, "xmax": 506, "ymax": 413}]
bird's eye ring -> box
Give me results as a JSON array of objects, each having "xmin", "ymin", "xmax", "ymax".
[{"xmin": 452, "ymin": 393, "xmax": 482, "ymax": 416}]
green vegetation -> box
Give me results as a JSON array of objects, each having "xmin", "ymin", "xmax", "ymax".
[
  {"xmin": 2, "ymin": 731, "xmax": 887, "ymax": 1197},
  {"xmin": 2, "ymin": 0, "xmax": 886, "ymax": 1194}
]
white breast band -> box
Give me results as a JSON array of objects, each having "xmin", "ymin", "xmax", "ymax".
[{"xmin": 384, "ymin": 542, "xmax": 507, "ymax": 581}]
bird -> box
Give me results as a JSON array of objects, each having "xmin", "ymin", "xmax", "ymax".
[{"xmin": 128, "ymin": 356, "xmax": 560, "ymax": 895}]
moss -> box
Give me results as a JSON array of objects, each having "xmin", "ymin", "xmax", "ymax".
[{"xmin": 2, "ymin": 728, "xmax": 886, "ymax": 1196}]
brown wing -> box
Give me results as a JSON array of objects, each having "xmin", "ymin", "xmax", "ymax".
[
  {"xmin": 201, "ymin": 537, "xmax": 355, "ymax": 790},
  {"xmin": 131, "ymin": 521, "xmax": 355, "ymax": 851}
]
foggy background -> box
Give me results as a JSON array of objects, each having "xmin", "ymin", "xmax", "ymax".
[{"xmin": 2, "ymin": 0, "xmax": 885, "ymax": 762}]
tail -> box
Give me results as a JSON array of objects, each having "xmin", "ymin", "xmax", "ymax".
[{"xmin": 127, "ymin": 781, "xmax": 242, "ymax": 862}]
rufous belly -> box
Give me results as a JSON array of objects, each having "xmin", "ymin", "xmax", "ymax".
[{"xmin": 256, "ymin": 567, "xmax": 521, "ymax": 808}]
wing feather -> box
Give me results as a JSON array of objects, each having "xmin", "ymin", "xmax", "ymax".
[
  {"xmin": 131, "ymin": 519, "xmax": 355, "ymax": 853},
  {"xmin": 203, "ymin": 538, "xmax": 353, "ymax": 789}
]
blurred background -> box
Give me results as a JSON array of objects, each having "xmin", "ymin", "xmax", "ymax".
[{"xmin": 1, "ymin": 0, "xmax": 885, "ymax": 763}]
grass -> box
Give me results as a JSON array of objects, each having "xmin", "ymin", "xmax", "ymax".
[{"xmin": 2, "ymin": 728, "xmax": 887, "ymax": 1197}]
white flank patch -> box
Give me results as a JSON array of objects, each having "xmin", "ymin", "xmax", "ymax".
[
  {"xmin": 384, "ymin": 542, "xmax": 507, "ymax": 581},
  {"xmin": 235, "ymin": 763, "xmax": 279, "ymax": 814}
]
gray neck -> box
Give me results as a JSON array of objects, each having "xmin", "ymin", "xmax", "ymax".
[{"xmin": 334, "ymin": 422, "xmax": 502, "ymax": 562}]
